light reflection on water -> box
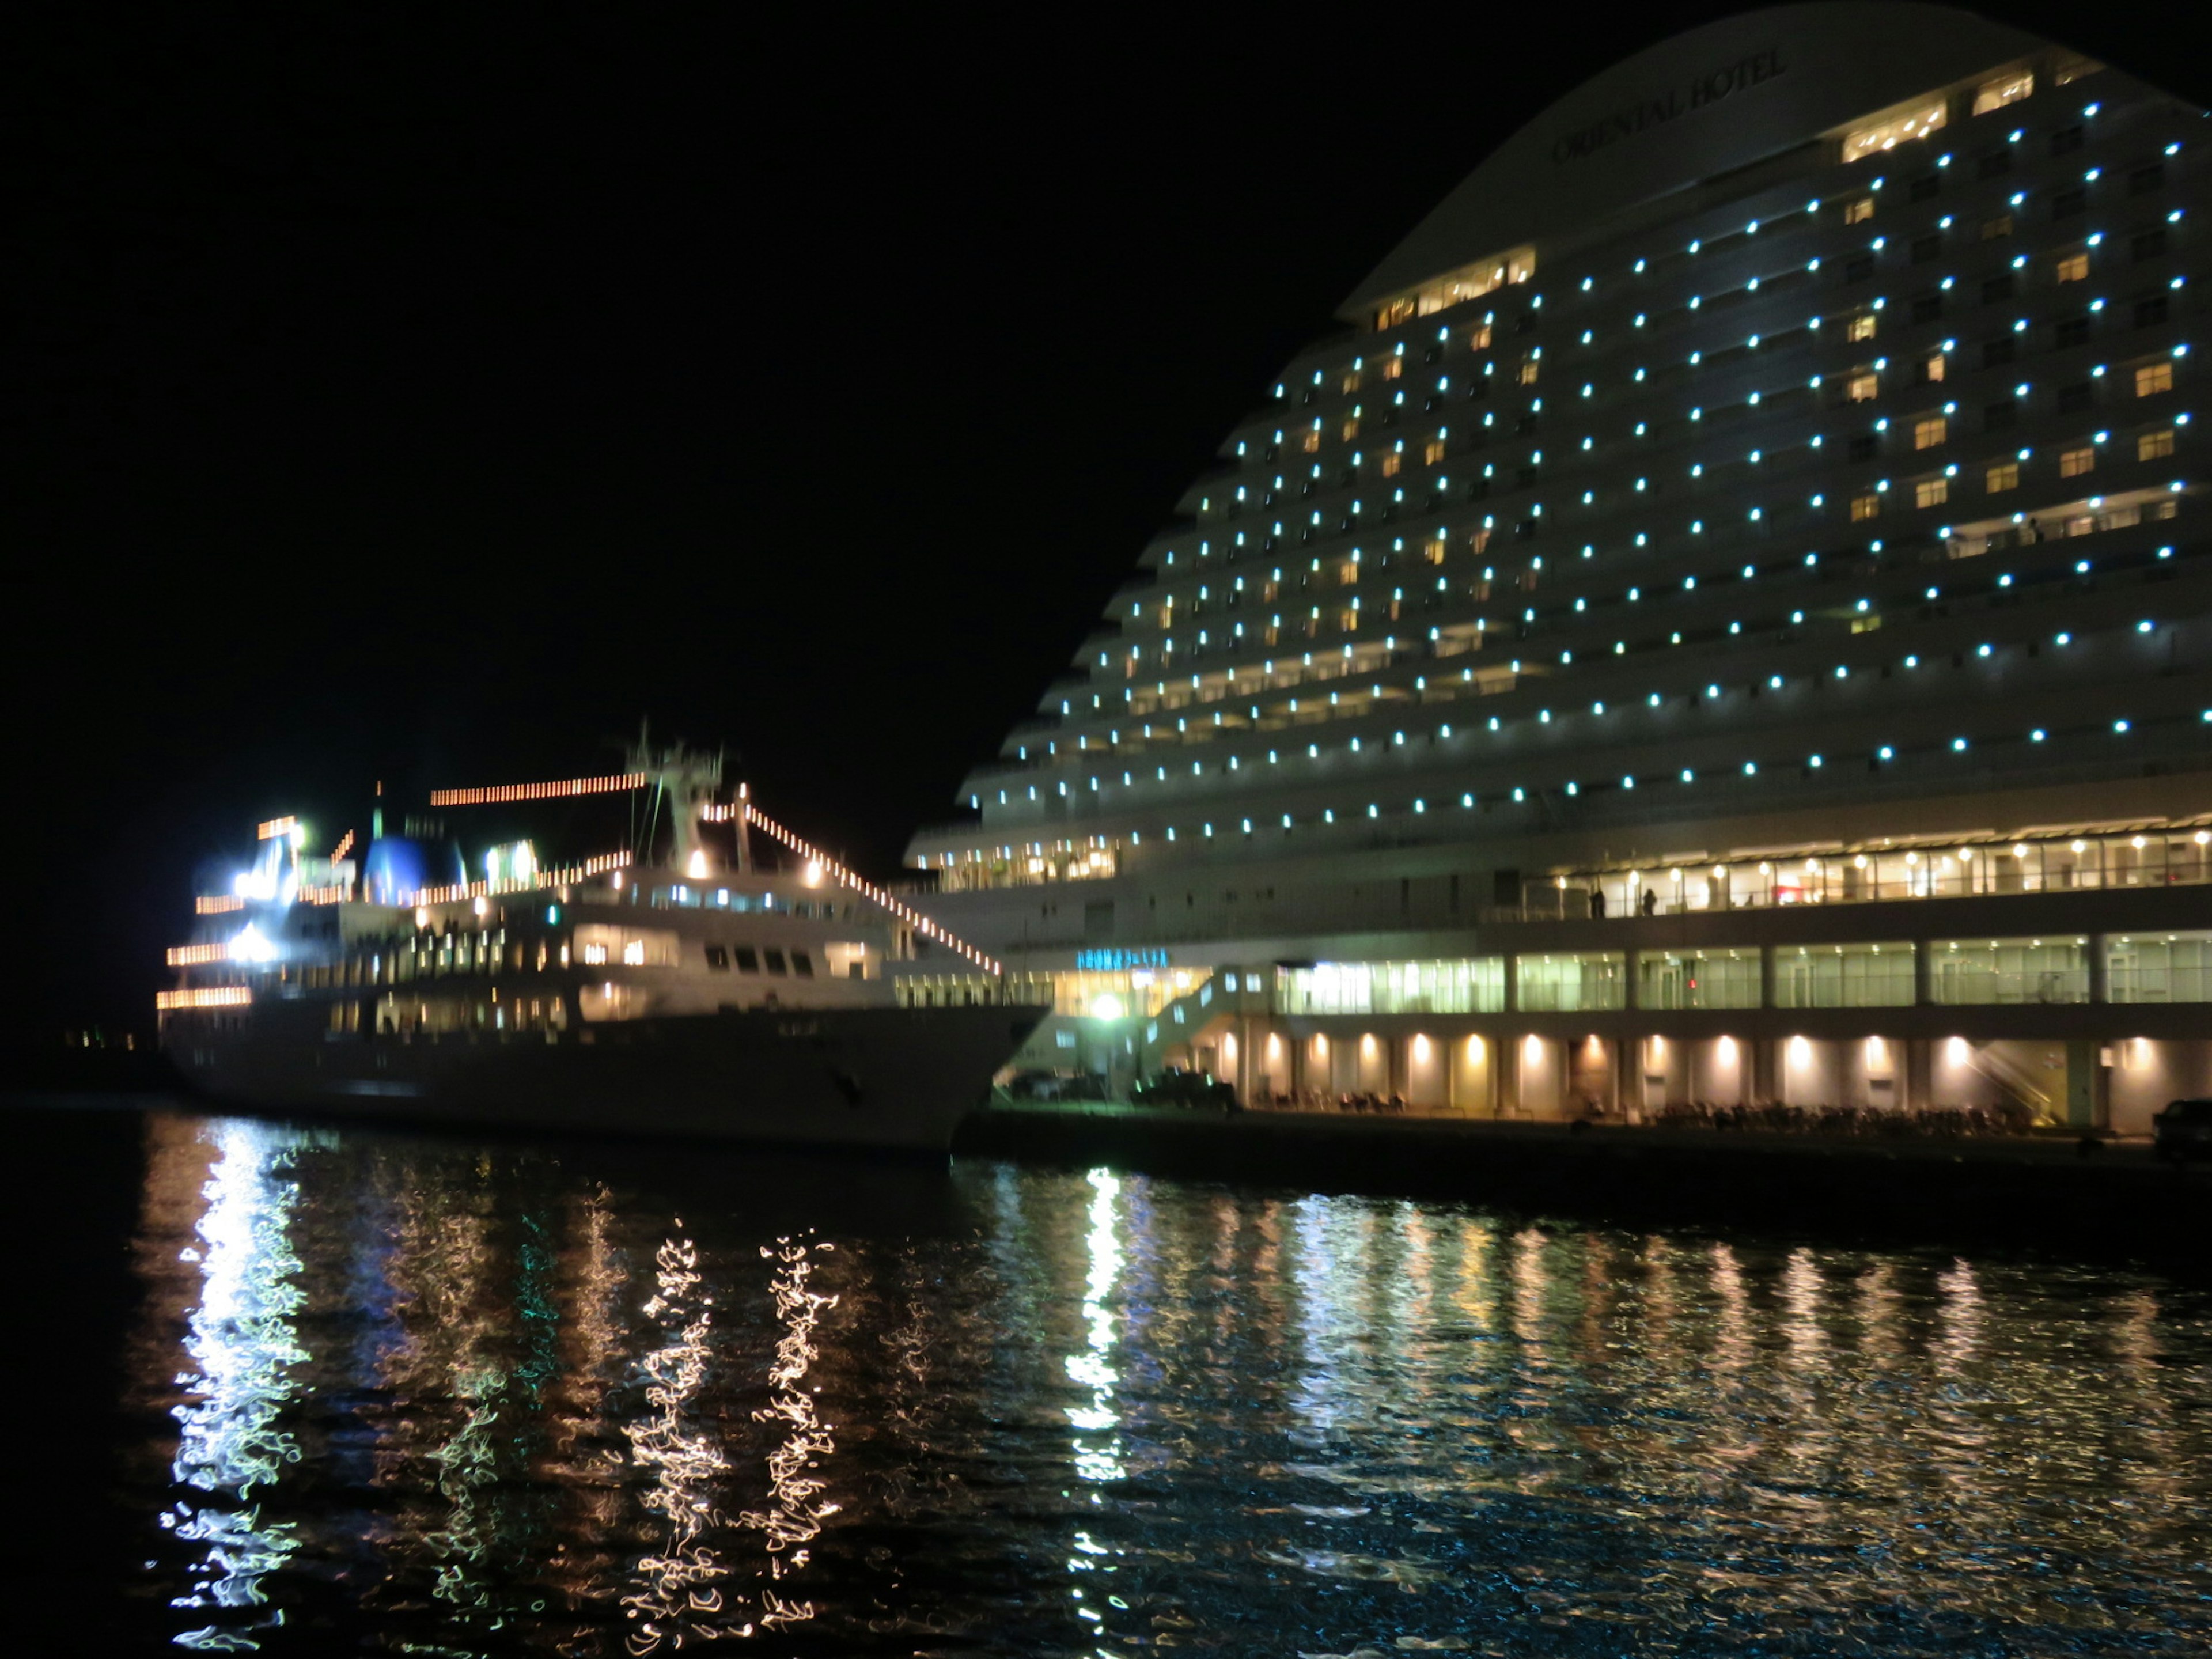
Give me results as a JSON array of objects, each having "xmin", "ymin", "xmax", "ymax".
[{"xmin": 124, "ymin": 1108, "xmax": 2212, "ymax": 1656}]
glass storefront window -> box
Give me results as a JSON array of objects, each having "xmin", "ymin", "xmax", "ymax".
[
  {"xmin": 1515, "ymin": 952, "xmax": 1626, "ymax": 1012},
  {"xmin": 1638, "ymin": 950, "xmax": 1760, "ymax": 1009},
  {"xmin": 1928, "ymin": 937, "xmax": 2089, "ymax": 1005},
  {"xmin": 1773, "ymin": 942, "xmax": 1916, "ymax": 1007},
  {"xmin": 2107, "ymin": 932, "xmax": 2212, "ymax": 1002},
  {"xmin": 1547, "ymin": 827, "xmax": 2212, "ymax": 922},
  {"xmin": 1278, "ymin": 959, "xmax": 1505, "ymax": 1016}
]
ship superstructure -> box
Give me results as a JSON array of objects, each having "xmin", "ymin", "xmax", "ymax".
[{"xmin": 160, "ymin": 740, "xmax": 1035, "ymax": 1150}]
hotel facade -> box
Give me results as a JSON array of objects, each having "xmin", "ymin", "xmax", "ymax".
[{"xmin": 901, "ymin": 3, "xmax": 2212, "ymax": 1133}]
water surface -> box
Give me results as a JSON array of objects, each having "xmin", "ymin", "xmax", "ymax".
[{"xmin": 97, "ymin": 1108, "xmax": 2212, "ymax": 1654}]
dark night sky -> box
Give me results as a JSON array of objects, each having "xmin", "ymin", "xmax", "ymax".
[{"xmin": 1, "ymin": 2, "xmax": 2191, "ymax": 1040}]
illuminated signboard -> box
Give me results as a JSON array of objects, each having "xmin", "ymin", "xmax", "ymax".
[{"xmin": 1075, "ymin": 948, "xmax": 1171, "ymax": 971}]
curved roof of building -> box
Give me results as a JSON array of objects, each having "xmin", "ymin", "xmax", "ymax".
[{"xmin": 1339, "ymin": 2, "xmax": 2054, "ymax": 319}]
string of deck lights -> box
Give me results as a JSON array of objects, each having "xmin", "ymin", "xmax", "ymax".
[
  {"xmin": 404, "ymin": 851, "xmax": 631, "ymax": 908},
  {"xmin": 741, "ymin": 802, "xmax": 1003, "ymax": 975},
  {"xmin": 428, "ymin": 772, "xmax": 649, "ymax": 806},
  {"xmin": 157, "ymin": 987, "xmax": 251, "ymax": 1010}
]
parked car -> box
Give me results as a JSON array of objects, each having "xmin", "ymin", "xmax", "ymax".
[
  {"xmin": 1131, "ymin": 1067, "xmax": 1238, "ymax": 1111},
  {"xmin": 1003, "ymin": 1069, "xmax": 1114, "ymax": 1103},
  {"xmin": 2154, "ymin": 1098, "xmax": 2212, "ymax": 1162}
]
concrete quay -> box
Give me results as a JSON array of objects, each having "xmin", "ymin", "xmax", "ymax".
[{"xmin": 953, "ymin": 1100, "xmax": 2212, "ymax": 1265}]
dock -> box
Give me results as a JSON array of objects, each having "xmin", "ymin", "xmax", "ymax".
[{"xmin": 955, "ymin": 1100, "xmax": 2212, "ymax": 1264}]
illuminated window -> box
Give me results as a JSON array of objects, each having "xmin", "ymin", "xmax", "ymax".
[
  {"xmin": 1842, "ymin": 101, "xmax": 1947, "ymax": 164},
  {"xmin": 2137, "ymin": 362, "xmax": 2175, "ymax": 396},
  {"xmin": 1423, "ymin": 437, "xmax": 1446, "ymax": 465},
  {"xmin": 1913, "ymin": 415, "xmax": 1948, "ymax": 449},
  {"xmin": 1847, "ymin": 312, "xmax": 1877, "ymax": 342},
  {"xmin": 1382, "ymin": 357, "xmax": 1403, "ymax": 380},
  {"xmin": 1986, "ymin": 460, "xmax": 2019, "ymax": 492},
  {"xmin": 1775, "ymin": 942, "xmax": 1916, "ymax": 1007},
  {"xmin": 1847, "ymin": 372, "xmax": 1879, "ymax": 402},
  {"xmin": 1342, "ymin": 370, "xmax": 1362, "ymax": 393},
  {"xmin": 1514, "ymin": 950, "xmax": 1627, "ymax": 1011},
  {"xmin": 1337, "ymin": 558, "xmax": 1359, "ymax": 585},
  {"xmin": 1517, "ymin": 355, "xmax": 1540, "ymax": 385},
  {"xmin": 1336, "ymin": 606, "xmax": 1359, "ymax": 631},
  {"xmin": 1929, "ymin": 937, "xmax": 2088, "ymax": 1005},
  {"xmin": 1844, "ymin": 196, "xmax": 1874, "ymax": 225},
  {"xmin": 1922, "ymin": 352, "xmax": 1946, "ymax": 382},
  {"xmin": 1980, "ymin": 213, "xmax": 2013, "ymax": 240},
  {"xmin": 1301, "ymin": 429, "xmax": 1321, "ymax": 453},
  {"xmin": 1851, "ymin": 493, "xmax": 1881, "ymax": 521},
  {"xmin": 1422, "ymin": 533, "xmax": 1447, "ymax": 564},
  {"xmin": 1468, "ymin": 323, "xmax": 1494, "ymax": 350},
  {"xmin": 1380, "ymin": 452, "xmax": 1402, "ymax": 477},
  {"xmin": 574, "ymin": 924, "xmax": 680, "ymax": 968},
  {"xmin": 1278, "ymin": 958, "xmax": 1506, "ymax": 1016},
  {"xmin": 2059, "ymin": 445, "xmax": 2095, "ymax": 478},
  {"xmin": 1341, "ymin": 417, "xmax": 1360, "ymax": 441},
  {"xmin": 1915, "ymin": 476, "xmax": 1949, "ymax": 507},
  {"xmin": 1972, "ymin": 70, "xmax": 2033, "ymax": 115},
  {"xmin": 1639, "ymin": 950, "xmax": 1760, "ymax": 1009},
  {"xmin": 2139, "ymin": 427, "xmax": 2176, "ymax": 460},
  {"xmin": 2055, "ymin": 251, "xmax": 2089, "ymax": 282},
  {"xmin": 1371, "ymin": 249, "xmax": 1535, "ymax": 329},
  {"xmin": 2108, "ymin": 932, "xmax": 2212, "ymax": 1002}
]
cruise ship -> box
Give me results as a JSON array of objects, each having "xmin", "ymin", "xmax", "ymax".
[{"xmin": 157, "ymin": 740, "xmax": 1042, "ymax": 1152}]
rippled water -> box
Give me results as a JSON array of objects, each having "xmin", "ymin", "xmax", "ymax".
[{"xmin": 97, "ymin": 1107, "xmax": 2212, "ymax": 1654}]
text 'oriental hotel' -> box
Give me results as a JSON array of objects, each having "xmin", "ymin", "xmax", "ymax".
[{"xmin": 903, "ymin": 3, "xmax": 2212, "ymax": 1132}]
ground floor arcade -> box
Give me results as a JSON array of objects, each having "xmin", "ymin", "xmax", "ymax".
[{"xmin": 1161, "ymin": 1017, "xmax": 2212, "ymax": 1137}]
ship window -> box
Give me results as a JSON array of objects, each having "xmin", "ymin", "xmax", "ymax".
[
  {"xmin": 734, "ymin": 946, "xmax": 760, "ymax": 972},
  {"xmin": 574, "ymin": 923, "xmax": 680, "ymax": 967},
  {"xmin": 791, "ymin": 949, "xmax": 814, "ymax": 977},
  {"xmin": 764, "ymin": 948, "xmax": 789, "ymax": 975},
  {"xmin": 704, "ymin": 945, "xmax": 729, "ymax": 970}
]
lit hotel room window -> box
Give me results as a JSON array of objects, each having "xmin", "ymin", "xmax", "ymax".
[{"xmin": 1842, "ymin": 100, "xmax": 1947, "ymax": 164}]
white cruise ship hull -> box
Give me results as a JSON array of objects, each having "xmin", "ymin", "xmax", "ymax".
[{"xmin": 175, "ymin": 1002, "xmax": 1044, "ymax": 1154}]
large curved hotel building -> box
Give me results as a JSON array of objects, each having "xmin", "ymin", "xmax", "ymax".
[{"xmin": 903, "ymin": 3, "xmax": 2210, "ymax": 1131}]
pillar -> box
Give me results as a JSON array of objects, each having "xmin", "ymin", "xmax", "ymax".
[
  {"xmin": 1904, "ymin": 1037, "xmax": 1931, "ymax": 1113},
  {"xmin": 2065, "ymin": 1036, "xmax": 2097, "ymax": 1128}
]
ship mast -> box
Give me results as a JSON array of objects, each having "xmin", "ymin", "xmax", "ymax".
[{"xmin": 629, "ymin": 722, "xmax": 744, "ymax": 876}]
